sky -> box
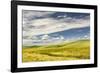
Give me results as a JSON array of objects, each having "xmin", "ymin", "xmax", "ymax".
[{"xmin": 22, "ymin": 10, "xmax": 90, "ymax": 46}]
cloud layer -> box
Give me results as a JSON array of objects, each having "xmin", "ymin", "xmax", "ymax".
[
  {"xmin": 22, "ymin": 10, "xmax": 90, "ymax": 46},
  {"xmin": 23, "ymin": 10, "xmax": 90, "ymax": 36}
]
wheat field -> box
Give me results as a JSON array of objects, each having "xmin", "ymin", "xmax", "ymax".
[{"xmin": 22, "ymin": 40, "xmax": 90, "ymax": 62}]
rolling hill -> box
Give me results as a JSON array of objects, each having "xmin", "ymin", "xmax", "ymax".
[{"xmin": 22, "ymin": 40, "xmax": 90, "ymax": 62}]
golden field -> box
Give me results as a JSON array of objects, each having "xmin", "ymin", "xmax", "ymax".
[{"xmin": 22, "ymin": 40, "xmax": 90, "ymax": 62}]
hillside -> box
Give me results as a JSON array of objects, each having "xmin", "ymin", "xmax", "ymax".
[{"xmin": 22, "ymin": 40, "xmax": 90, "ymax": 62}]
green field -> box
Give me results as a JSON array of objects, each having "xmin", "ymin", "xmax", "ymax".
[{"xmin": 22, "ymin": 40, "xmax": 90, "ymax": 62}]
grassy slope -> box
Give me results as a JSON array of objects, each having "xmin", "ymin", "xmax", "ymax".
[{"xmin": 22, "ymin": 40, "xmax": 90, "ymax": 62}]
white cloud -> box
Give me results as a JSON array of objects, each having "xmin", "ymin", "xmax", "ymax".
[
  {"xmin": 23, "ymin": 11, "xmax": 55, "ymax": 17},
  {"xmin": 23, "ymin": 10, "xmax": 56, "ymax": 21},
  {"xmin": 57, "ymin": 15, "xmax": 67, "ymax": 18},
  {"xmin": 22, "ymin": 11, "xmax": 90, "ymax": 46},
  {"xmin": 23, "ymin": 17, "xmax": 90, "ymax": 37},
  {"xmin": 60, "ymin": 36, "xmax": 64, "ymax": 40},
  {"xmin": 41, "ymin": 34, "xmax": 50, "ymax": 40}
]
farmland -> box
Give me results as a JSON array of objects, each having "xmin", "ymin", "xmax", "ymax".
[{"xmin": 22, "ymin": 40, "xmax": 90, "ymax": 62}]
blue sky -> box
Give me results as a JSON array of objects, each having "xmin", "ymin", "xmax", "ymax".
[{"xmin": 22, "ymin": 10, "xmax": 90, "ymax": 46}]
